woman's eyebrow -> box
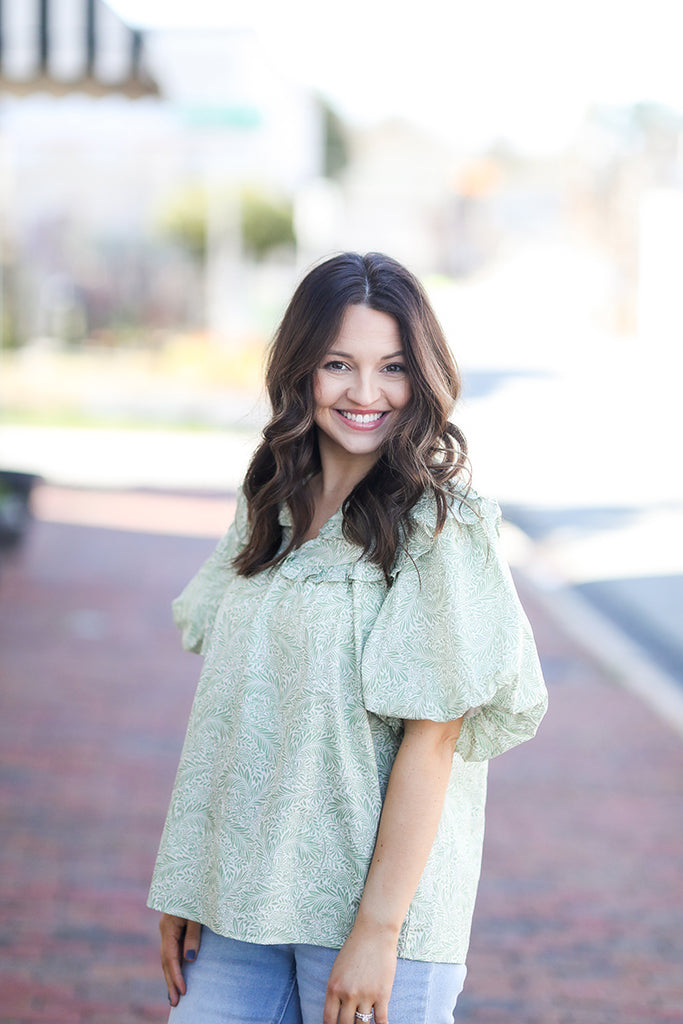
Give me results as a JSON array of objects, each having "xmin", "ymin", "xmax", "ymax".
[{"xmin": 326, "ymin": 349, "xmax": 405, "ymax": 359}]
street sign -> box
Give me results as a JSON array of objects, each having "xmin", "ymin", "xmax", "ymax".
[{"xmin": 179, "ymin": 105, "xmax": 262, "ymax": 129}]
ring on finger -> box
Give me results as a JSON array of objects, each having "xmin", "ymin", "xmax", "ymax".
[{"xmin": 355, "ymin": 1013, "xmax": 373, "ymax": 1022}]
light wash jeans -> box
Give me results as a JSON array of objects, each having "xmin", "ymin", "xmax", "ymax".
[{"xmin": 168, "ymin": 927, "xmax": 467, "ymax": 1024}]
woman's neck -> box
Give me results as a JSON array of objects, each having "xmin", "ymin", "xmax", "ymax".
[{"xmin": 314, "ymin": 435, "xmax": 379, "ymax": 505}]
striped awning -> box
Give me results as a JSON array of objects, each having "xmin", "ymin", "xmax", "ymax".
[{"xmin": 0, "ymin": 0, "xmax": 158, "ymax": 98}]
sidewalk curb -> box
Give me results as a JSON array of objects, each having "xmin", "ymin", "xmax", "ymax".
[{"xmin": 503, "ymin": 521, "xmax": 683, "ymax": 741}]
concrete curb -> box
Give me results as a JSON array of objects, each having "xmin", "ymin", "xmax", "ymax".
[{"xmin": 503, "ymin": 521, "xmax": 683, "ymax": 741}]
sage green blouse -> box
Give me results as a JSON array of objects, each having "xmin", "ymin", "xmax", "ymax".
[{"xmin": 148, "ymin": 485, "xmax": 547, "ymax": 963}]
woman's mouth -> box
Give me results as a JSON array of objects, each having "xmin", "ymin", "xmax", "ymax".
[{"xmin": 334, "ymin": 409, "xmax": 389, "ymax": 430}]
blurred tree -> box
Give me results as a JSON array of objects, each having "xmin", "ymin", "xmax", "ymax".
[
  {"xmin": 156, "ymin": 185, "xmax": 208, "ymax": 261},
  {"xmin": 321, "ymin": 100, "xmax": 349, "ymax": 179},
  {"xmin": 156, "ymin": 184, "xmax": 295, "ymax": 263},
  {"xmin": 240, "ymin": 187, "xmax": 295, "ymax": 260},
  {"xmin": 0, "ymin": 264, "xmax": 19, "ymax": 350}
]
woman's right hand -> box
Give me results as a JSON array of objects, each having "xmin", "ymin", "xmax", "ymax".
[{"xmin": 159, "ymin": 913, "xmax": 202, "ymax": 1007}]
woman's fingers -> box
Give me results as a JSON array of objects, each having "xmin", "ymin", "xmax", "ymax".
[
  {"xmin": 372, "ymin": 997, "xmax": 389, "ymax": 1024},
  {"xmin": 327, "ymin": 997, "xmax": 386, "ymax": 1024},
  {"xmin": 183, "ymin": 919, "xmax": 202, "ymax": 963},
  {"xmin": 159, "ymin": 913, "xmax": 192, "ymax": 1006},
  {"xmin": 323, "ymin": 927, "xmax": 395, "ymax": 1024},
  {"xmin": 323, "ymin": 979, "xmax": 388, "ymax": 1024},
  {"xmin": 322, "ymin": 990, "xmax": 341, "ymax": 1024}
]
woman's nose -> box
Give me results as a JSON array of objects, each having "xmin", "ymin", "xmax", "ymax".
[{"xmin": 347, "ymin": 372, "xmax": 380, "ymax": 406}]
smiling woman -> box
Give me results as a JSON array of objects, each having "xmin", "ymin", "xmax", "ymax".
[
  {"xmin": 148, "ymin": 252, "xmax": 547, "ymax": 1024},
  {"xmin": 313, "ymin": 305, "xmax": 411, "ymax": 464},
  {"xmin": 232, "ymin": 252, "xmax": 468, "ymax": 581}
]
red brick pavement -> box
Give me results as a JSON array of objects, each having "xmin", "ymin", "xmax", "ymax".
[{"xmin": 1, "ymin": 487, "xmax": 682, "ymax": 1024}]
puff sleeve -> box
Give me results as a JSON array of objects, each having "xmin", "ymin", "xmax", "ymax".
[
  {"xmin": 361, "ymin": 493, "xmax": 547, "ymax": 761},
  {"xmin": 171, "ymin": 489, "xmax": 247, "ymax": 655}
]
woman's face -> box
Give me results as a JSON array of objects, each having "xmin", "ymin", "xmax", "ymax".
[{"xmin": 313, "ymin": 304, "xmax": 411, "ymax": 464}]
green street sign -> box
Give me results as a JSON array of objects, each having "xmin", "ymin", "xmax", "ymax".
[{"xmin": 179, "ymin": 105, "xmax": 262, "ymax": 129}]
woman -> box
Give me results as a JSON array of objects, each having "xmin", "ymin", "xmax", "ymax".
[{"xmin": 148, "ymin": 252, "xmax": 547, "ymax": 1024}]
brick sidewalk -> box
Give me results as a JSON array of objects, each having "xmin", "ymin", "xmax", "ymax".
[{"xmin": 1, "ymin": 488, "xmax": 682, "ymax": 1023}]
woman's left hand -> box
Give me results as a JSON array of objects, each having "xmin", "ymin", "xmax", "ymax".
[
  {"xmin": 323, "ymin": 718, "xmax": 463, "ymax": 1024},
  {"xmin": 322, "ymin": 920, "xmax": 398, "ymax": 1024}
]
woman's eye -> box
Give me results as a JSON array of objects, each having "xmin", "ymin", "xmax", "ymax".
[
  {"xmin": 322, "ymin": 360, "xmax": 348, "ymax": 372},
  {"xmin": 384, "ymin": 363, "xmax": 406, "ymax": 374}
]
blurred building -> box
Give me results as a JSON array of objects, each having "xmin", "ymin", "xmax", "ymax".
[
  {"xmin": 0, "ymin": 1, "xmax": 322, "ymax": 346},
  {"xmin": 8, "ymin": 3, "xmax": 671, "ymax": 350},
  {"xmin": 0, "ymin": 0, "xmax": 156, "ymax": 98}
]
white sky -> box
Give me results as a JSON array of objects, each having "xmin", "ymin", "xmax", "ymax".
[{"xmin": 107, "ymin": 0, "xmax": 683, "ymax": 154}]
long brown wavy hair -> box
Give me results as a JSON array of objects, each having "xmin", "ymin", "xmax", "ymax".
[{"xmin": 233, "ymin": 251, "xmax": 469, "ymax": 582}]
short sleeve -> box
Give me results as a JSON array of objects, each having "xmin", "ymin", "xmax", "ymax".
[
  {"xmin": 171, "ymin": 489, "xmax": 247, "ymax": 655},
  {"xmin": 361, "ymin": 493, "xmax": 547, "ymax": 761}
]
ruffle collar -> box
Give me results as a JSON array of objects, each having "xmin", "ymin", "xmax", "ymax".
[
  {"xmin": 277, "ymin": 502, "xmax": 343, "ymax": 539},
  {"xmin": 274, "ymin": 485, "xmax": 500, "ymax": 584},
  {"xmin": 277, "ymin": 503, "xmax": 384, "ymax": 583}
]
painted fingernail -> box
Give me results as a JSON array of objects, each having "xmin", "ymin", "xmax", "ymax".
[{"xmin": 186, "ymin": 949, "xmax": 196, "ymax": 960}]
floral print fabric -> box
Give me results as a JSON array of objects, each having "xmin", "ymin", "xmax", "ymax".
[{"xmin": 148, "ymin": 486, "xmax": 547, "ymax": 963}]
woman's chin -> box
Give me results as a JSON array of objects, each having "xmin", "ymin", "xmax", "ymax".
[{"xmin": 317, "ymin": 428, "xmax": 388, "ymax": 462}]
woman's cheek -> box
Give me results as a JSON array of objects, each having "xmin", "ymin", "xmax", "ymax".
[
  {"xmin": 396, "ymin": 381, "xmax": 411, "ymax": 408},
  {"xmin": 312, "ymin": 372, "xmax": 324, "ymax": 404}
]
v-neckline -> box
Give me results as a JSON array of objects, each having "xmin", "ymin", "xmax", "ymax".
[{"xmin": 300, "ymin": 503, "xmax": 344, "ymax": 544}]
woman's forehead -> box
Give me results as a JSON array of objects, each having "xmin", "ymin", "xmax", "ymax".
[{"xmin": 332, "ymin": 305, "xmax": 402, "ymax": 352}]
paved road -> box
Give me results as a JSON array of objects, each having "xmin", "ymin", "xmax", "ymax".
[{"xmin": 1, "ymin": 488, "xmax": 682, "ymax": 1023}]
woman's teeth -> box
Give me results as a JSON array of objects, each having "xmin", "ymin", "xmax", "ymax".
[{"xmin": 338, "ymin": 411, "xmax": 385, "ymax": 424}]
